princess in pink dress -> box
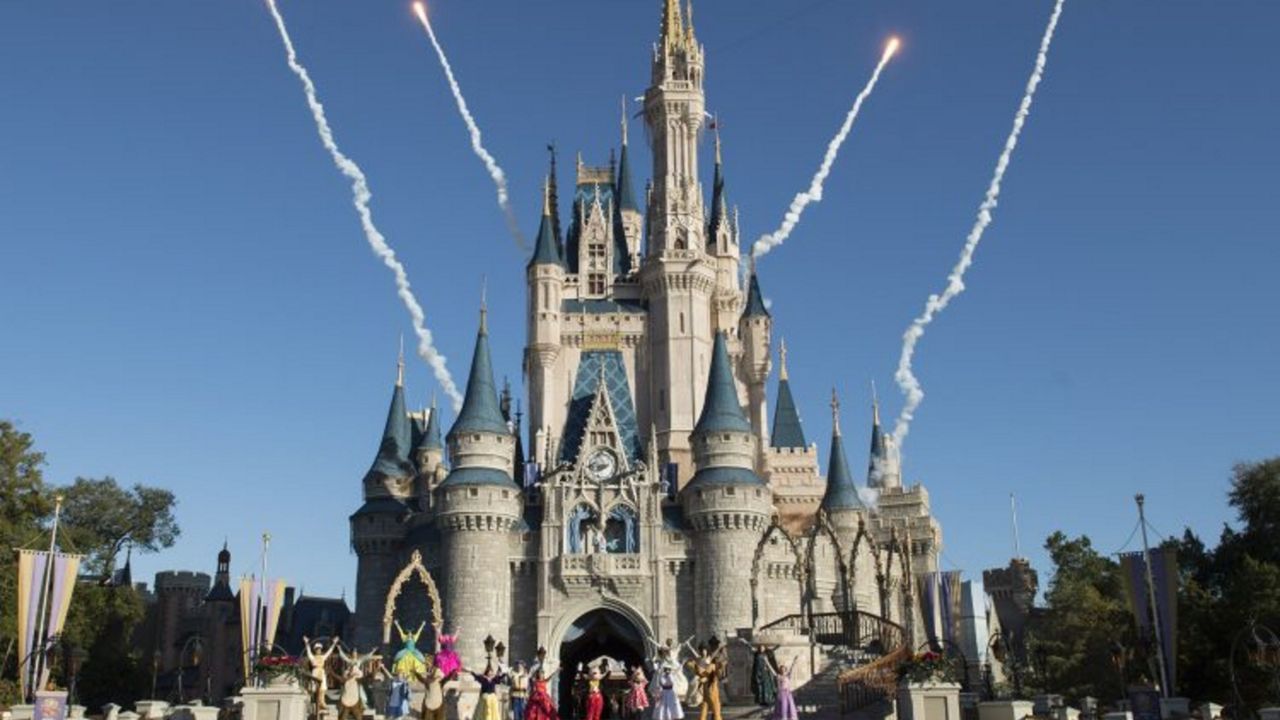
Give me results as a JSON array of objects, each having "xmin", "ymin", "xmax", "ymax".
[{"xmin": 435, "ymin": 628, "xmax": 462, "ymax": 679}]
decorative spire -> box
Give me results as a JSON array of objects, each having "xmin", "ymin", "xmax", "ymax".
[
  {"xmin": 547, "ymin": 143, "xmax": 563, "ymax": 248},
  {"xmin": 620, "ymin": 96, "xmax": 629, "ymax": 147},
  {"xmin": 713, "ymin": 116, "xmax": 722, "ymax": 166},
  {"xmin": 770, "ymin": 342, "xmax": 806, "ymax": 450},
  {"xmin": 364, "ymin": 364, "xmax": 415, "ymax": 482},
  {"xmin": 867, "ymin": 382, "xmax": 888, "ymax": 487},
  {"xmin": 419, "ymin": 393, "xmax": 443, "ymax": 452},
  {"xmin": 822, "ymin": 391, "xmax": 864, "ymax": 512},
  {"xmin": 479, "ymin": 277, "xmax": 488, "ymax": 334},
  {"xmin": 872, "ymin": 379, "xmax": 881, "ymax": 426},
  {"xmin": 530, "ymin": 177, "xmax": 564, "ymax": 268},
  {"xmin": 693, "ymin": 332, "xmax": 752, "ymax": 435},
  {"xmin": 831, "ymin": 388, "xmax": 842, "ymax": 437},
  {"xmin": 661, "ymin": 0, "xmax": 684, "ymax": 46},
  {"xmin": 742, "ymin": 264, "xmax": 770, "ymax": 319},
  {"xmin": 779, "ymin": 339, "xmax": 789, "ymax": 381},
  {"xmin": 449, "ymin": 304, "xmax": 509, "ymax": 437},
  {"xmin": 397, "ymin": 334, "xmax": 405, "ymax": 387}
]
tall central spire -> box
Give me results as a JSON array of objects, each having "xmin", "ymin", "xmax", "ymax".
[{"xmin": 661, "ymin": 0, "xmax": 684, "ymax": 46}]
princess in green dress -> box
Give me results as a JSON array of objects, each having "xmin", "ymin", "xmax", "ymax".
[{"xmin": 391, "ymin": 620, "xmax": 428, "ymax": 679}]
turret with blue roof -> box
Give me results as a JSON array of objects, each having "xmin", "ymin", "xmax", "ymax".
[
  {"xmin": 439, "ymin": 303, "xmax": 520, "ymax": 489},
  {"xmin": 770, "ymin": 339, "xmax": 806, "ymax": 449},
  {"xmin": 685, "ymin": 331, "xmax": 766, "ymax": 489},
  {"xmin": 822, "ymin": 390, "xmax": 865, "ymax": 513},
  {"xmin": 359, "ymin": 348, "xmax": 415, "ymax": 504}
]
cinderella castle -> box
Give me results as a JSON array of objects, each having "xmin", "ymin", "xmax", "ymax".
[{"xmin": 350, "ymin": 0, "xmax": 942, "ymax": 694}]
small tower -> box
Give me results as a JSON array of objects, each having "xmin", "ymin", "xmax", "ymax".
[
  {"xmin": 763, "ymin": 340, "xmax": 824, "ymax": 531},
  {"xmin": 738, "ymin": 265, "xmax": 772, "ymax": 449},
  {"xmin": 681, "ymin": 332, "xmax": 773, "ymax": 639},
  {"xmin": 435, "ymin": 306, "xmax": 522, "ymax": 667},
  {"xmin": 350, "ymin": 353, "xmax": 413, "ymax": 647},
  {"xmin": 818, "ymin": 391, "xmax": 867, "ymax": 614},
  {"xmin": 205, "ymin": 542, "xmax": 235, "ymax": 603},
  {"xmin": 867, "ymin": 391, "xmax": 901, "ymax": 489},
  {"xmin": 707, "ymin": 126, "xmax": 742, "ymax": 309},
  {"xmin": 616, "ymin": 98, "xmax": 642, "ymax": 266},
  {"xmin": 527, "ymin": 178, "xmax": 567, "ymax": 467},
  {"xmin": 414, "ymin": 396, "xmax": 447, "ymax": 493}
]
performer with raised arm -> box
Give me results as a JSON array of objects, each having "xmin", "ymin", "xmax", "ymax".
[
  {"xmin": 652, "ymin": 665, "xmax": 684, "ymax": 720},
  {"xmin": 684, "ymin": 639, "xmax": 728, "ymax": 720},
  {"xmin": 468, "ymin": 661, "xmax": 510, "ymax": 720},
  {"xmin": 769, "ymin": 656, "xmax": 798, "ymax": 720},
  {"xmin": 435, "ymin": 625, "xmax": 463, "ymax": 679},
  {"xmin": 624, "ymin": 665, "xmax": 649, "ymax": 720},
  {"xmin": 414, "ymin": 653, "xmax": 447, "ymax": 720},
  {"xmin": 302, "ymin": 636, "xmax": 339, "ymax": 718},
  {"xmin": 509, "ymin": 661, "xmax": 531, "ymax": 720},
  {"xmin": 525, "ymin": 666, "xmax": 559, "ymax": 720}
]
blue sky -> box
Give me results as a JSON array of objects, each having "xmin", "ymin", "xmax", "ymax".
[{"xmin": 1, "ymin": 0, "xmax": 1276, "ymax": 600}]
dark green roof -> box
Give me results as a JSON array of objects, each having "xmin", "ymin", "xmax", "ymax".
[
  {"xmin": 439, "ymin": 466, "xmax": 519, "ymax": 489},
  {"xmin": 528, "ymin": 206, "xmax": 563, "ymax": 268},
  {"xmin": 350, "ymin": 497, "xmax": 409, "ymax": 518},
  {"xmin": 686, "ymin": 466, "xmax": 766, "ymax": 489},
  {"xmin": 616, "ymin": 143, "xmax": 639, "ymax": 212},
  {"xmin": 693, "ymin": 332, "xmax": 752, "ymax": 435},
  {"xmin": 363, "ymin": 382, "xmax": 415, "ymax": 482},
  {"xmin": 743, "ymin": 272, "xmax": 769, "ymax": 319},
  {"xmin": 822, "ymin": 430, "xmax": 864, "ymax": 511},
  {"xmin": 449, "ymin": 319, "xmax": 510, "ymax": 437},
  {"xmin": 708, "ymin": 156, "xmax": 728, "ymax": 241},
  {"xmin": 770, "ymin": 378, "xmax": 807, "ymax": 449}
]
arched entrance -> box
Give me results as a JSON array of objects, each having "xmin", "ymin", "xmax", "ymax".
[{"xmin": 555, "ymin": 608, "xmax": 648, "ymax": 720}]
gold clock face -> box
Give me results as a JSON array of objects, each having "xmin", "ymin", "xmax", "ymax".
[{"xmin": 586, "ymin": 449, "xmax": 617, "ymax": 481}]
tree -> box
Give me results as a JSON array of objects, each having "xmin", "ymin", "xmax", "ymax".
[
  {"xmin": 0, "ymin": 420, "xmax": 51, "ymax": 704},
  {"xmin": 58, "ymin": 477, "xmax": 180, "ymax": 576}
]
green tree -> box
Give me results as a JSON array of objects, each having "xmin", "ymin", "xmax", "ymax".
[
  {"xmin": 58, "ymin": 477, "xmax": 180, "ymax": 576},
  {"xmin": 0, "ymin": 420, "xmax": 52, "ymax": 704}
]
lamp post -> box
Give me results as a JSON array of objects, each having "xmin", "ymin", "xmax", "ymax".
[
  {"xmin": 1111, "ymin": 641, "xmax": 1132, "ymax": 707},
  {"xmin": 177, "ymin": 635, "xmax": 204, "ymax": 704},
  {"xmin": 496, "ymin": 642, "xmax": 506, "ymax": 670},
  {"xmin": 66, "ymin": 644, "xmax": 88, "ymax": 707},
  {"xmin": 151, "ymin": 650, "xmax": 161, "ymax": 700},
  {"xmin": 484, "ymin": 635, "xmax": 497, "ymax": 667},
  {"xmin": 1230, "ymin": 621, "xmax": 1280, "ymax": 719},
  {"xmin": 984, "ymin": 632, "xmax": 1008, "ymax": 700}
]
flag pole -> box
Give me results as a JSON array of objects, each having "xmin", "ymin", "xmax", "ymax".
[
  {"xmin": 28, "ymin": 495, "xmax": 63, "ymax": 701},
  {"xmin": 1136, "ymin": 494, "xmax": 1171, "ymax": 698}
]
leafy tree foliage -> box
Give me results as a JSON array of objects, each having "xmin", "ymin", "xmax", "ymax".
[{"xmin": 59, "ymin": 477, "xmax": 180, "ymax": 576}]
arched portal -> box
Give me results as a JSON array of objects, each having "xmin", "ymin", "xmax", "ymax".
[{"xmin": 554, "ymin": 608, "xmax": 648, "ymax": 720}]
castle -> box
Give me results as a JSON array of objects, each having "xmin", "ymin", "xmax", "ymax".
[{"xmin": 350, "ymin": 0, "xmax": 942, "ymax": 687}]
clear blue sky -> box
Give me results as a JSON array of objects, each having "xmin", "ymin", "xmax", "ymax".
[{"xmin": 2, "ymin": 0, "xmax": 1276, "ymax": 600}]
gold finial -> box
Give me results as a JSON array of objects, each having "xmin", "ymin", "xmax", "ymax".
[
  {"xmin": 778, "ymin": 339, "xmax": 789, "ymax": 382},
  {"xmin": 542, "ymin": 176, "xmax": 551, "ymax": 216},
  {"xmin": 713, "ymin": 116, "xmax": 721, "ymax": 166},
  {"xmin": 479, "ymin": 276, "xmax": 488, "ymax": 334},
  {"xmin": 831, "ymin": 388, "xmax": 842, "ymax": 437},
  {"xmin": 620, "ymin": 96, "xmax": 629, "ymax": 146},
  {"xmin": 397, "ymin": 334, "xmax": 405, "ymax": 387},
  {"xmin": 871, "ymin": 380, "xmax": 880, "ymax": 426}
]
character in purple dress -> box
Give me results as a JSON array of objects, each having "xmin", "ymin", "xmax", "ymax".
[{"xmin": 772, "ymin": 659, "xmax": 797, "ymax": 720}]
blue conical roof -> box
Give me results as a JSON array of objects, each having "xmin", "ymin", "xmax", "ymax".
[
  {"xmin": 743, "ymin": 271, "xmax": 769, "ymax": 319},
  {"xmin": 822, "ymin": 423, "xmax": 864, "ymax": 511},
  {"xmin": 616, "ymin": 142, "xmax": 639, "ymax": 213},
  {"xmin": 771, "ymin": 377, "xmax": 806, "ymax": 449},
  {"xmin": 449, "ymin": 315, "xmax": 510, "ymax": 437},
  {"xmin": 693, "ymin": 332, "xmax": 752, "ymax": 435},
  {"xmin": 867, "ymin": 412, "xmax": 886, "ymax": 486},
  {"xmin": 708, "ymin": 155, "xmax": 728, "ymax": 241},
  {"xmin": 416, "ymin": 400, "xmax": 444, "ymax": 453},
  {"xmin": 528, "ymin": 193, "xmax": 563, "ymax": 268},
  {"xmin": 364, "ymin": 381, "xmax": 415, "ymax": 481}
]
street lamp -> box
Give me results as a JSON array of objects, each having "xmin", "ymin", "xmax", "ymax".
[
  {"xmin": 176, "ymin": 636, "xmax": 204, "ymax": 704},
  {"xmin": 65, "ymin": 645, "xmax": 88, "ymax": 707},
  {"xmin": 1111, "ymin": 641, "xmax": 1132, "ymax": 707},
  {"xmin": 484, "ymin": 635, "xmax": 497, "ymax": 666},
  {"xmin": 1231, "ymin": 621, "xmax": 1280, "ymax": 719}
]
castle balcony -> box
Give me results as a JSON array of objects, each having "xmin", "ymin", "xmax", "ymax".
[{"xmin": 555, "ymin": 553, "xmax": 650, "ymax": 597}]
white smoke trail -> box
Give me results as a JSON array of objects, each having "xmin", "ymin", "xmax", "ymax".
[
  {"xmin": 263, "ymin": 0, "xmax": 464, "ymax": 412},
  {"xmin": 891, "ymin": 0, "xmax": 1067, "ymax": 449},
  {"xmin": 412, "ymin": 3, "xmax": 525, "ymax": 249},
  {"xmin": 752, "ymin": 37, "xmax": 900, "ymax": 259}
]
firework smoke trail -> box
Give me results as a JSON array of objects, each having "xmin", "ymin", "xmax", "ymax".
[
  {"xmin": 891, "ymin": 0, "xmax": 1067, "ymax": 449},
  {"xmin": 262, "ymin": 0, "xmax": 463, "ymax": 411},
  {"xmin": 751, "ymin": 37, "xmax": 900, "ymax": 260},
  {"xmin": 412, "ymin": 2, "xmax": 525, "ymax": 249}
]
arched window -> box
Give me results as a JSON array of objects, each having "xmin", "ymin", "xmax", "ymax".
[
  {"xmin": 565, "ymin": 504, "xmax": 600, "ymax": 555},
  {"xmin": 605, "ymin": 505, "xmax": 640, "ymax": 554}
]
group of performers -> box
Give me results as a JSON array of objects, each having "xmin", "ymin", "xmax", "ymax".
[{"xmin": 297, "ymin": 624, "xmax": 798, "ymax": 720}]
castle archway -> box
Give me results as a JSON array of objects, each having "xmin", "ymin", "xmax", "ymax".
[{"xmin": 548, "ymin": 601, "xmax": 653, "ymax": 720}]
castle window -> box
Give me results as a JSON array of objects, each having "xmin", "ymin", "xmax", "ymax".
[
  {"xmin": 588, "ymin": 273, "xmax": 606, "ymax": 295},
  {"xmin": 588, "ymin": 242, "xmax": 606, "ymax": 263},
  {"xmin": 469, "ymin": 488, "xmax": 479, "ymax": 498},
  {"xmin": 679, "ymin": 313, "xmax": 685, "ymax": 334}
]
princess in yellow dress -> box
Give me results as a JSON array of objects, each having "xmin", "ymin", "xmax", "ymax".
[{"xmin": 391, "ymin": 620, "xmax": 428, "ymax": 679}]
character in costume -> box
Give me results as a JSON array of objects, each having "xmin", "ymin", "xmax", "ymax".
[
  {"xmin": 684, "ymin": 640, "xmax": 727, "ymax": 720},
  {"xmin": 624, "ymin": 666, "xmax": 650, "ymax": 719},
  {"xmin": 750, "ymin": 645, "xmax": 777, "ymax": 707},
  {"xmin": 584, "ymin": 666, "xmax": 604, "ymax": 720},
  {"xmin": 336, "ymin": 661, "xmax": 364, "ymax": 720},
  {"xmin": 391, "ymin": 620, "xmax": 428, "ymax": 679},
  {"xmin": 470, "ymin": 663, "xmax": 510, "ymax": 720},
  {"xmin": 652, "ymin": 667, "xmax": 684, "ymax": 720},
  {"xmin": 770, "ymin": 658, "xmax": 797, "ymax": 720},
  {"xmin": 648, "ymin": 640, "xmax": 688, "ymax": 704},
  {"xmin": 435, "ymin": 628, "xmax": 462, "ymax": 678},
  {"xmin": 386, "ymin": 673, "xmax": 412, "ymax": 720},
  {"xmin": 302, "ymin": 636, "xmax": 339, "ymax": 717},
  {"xmin": 509, "ymin": 661, "xmax": 530, "ymax": 720},
  {"xmin": 414, "ymin": 654, "xmax": 447, "ymax": 720},
  {"xmin": 525, "ymin": 668, "xmax": 560, "ymax": 720}
]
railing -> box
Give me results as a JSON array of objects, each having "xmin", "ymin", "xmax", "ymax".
[
  {"xmin": 759, "ymin": 610, "xmax": 905, "ymax": 654},
  {"xmin": 838, "ymin": 645, "xmax": 910, "ymax": 715}
]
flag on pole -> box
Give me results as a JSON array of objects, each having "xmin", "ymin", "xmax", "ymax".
[
  {"xmin": 1119, "ymin": 549, "xmax": 1179, "ymax": 693},
  {"xmin": 37, "ymin": 554, "xmax": 82, "ymax": 692},
  {"xmin": 16, "ymin": 550, "xmax": 49, "ymax": 700},
  {"xmin": 239, "ymin": 576, "xmax": 287, "ymax": 678}
]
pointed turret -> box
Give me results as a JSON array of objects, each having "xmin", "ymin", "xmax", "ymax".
[
  {"xmin": 708, "ymin": 125, "xmax": 729, "ymax": 248},
  {"xmin": 743, "ymin": 265, "xmax": 770, "ymax": 319},
  {"xmin": 617, "ymin": 102, "xmax": 640, "ymax": 215},
  {"xmin": 867, "ymin": 386, "xmax": 887, "ymax": 487},
  {"xmin": 206, "ymin": 542, "xmax": 234, "ymax": 602},
  {"xmin": 449, "ymin": 307, "xmax": 509, "ymax": 438},
  {"xmin": 822, "ymin": 390, "xmax": 864, "ymax": 512},
  {"xmin": 694, "ymin": 332, "xmax": 751, "ymax": 436},
  {"xmin": 616, "ymin": 98, "xmax": 643, "ymax": 264},
  {"xmin": 770, "ymin": 340, "xmax": 807, "ymax": 449},
  {"xmin": 363, "ymin": 352, "xmax": 415, "ymax": 488},
  {"xmin": 414, "ymin": 395, "xmax": 447, "ymax": 484},
  {"xmin": 529, "ymin": 179, "xmax": 564, "ymax": 268}
]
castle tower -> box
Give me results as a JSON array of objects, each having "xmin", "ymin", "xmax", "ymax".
[
  {"xmin": 738, "ymin": 267, "xmax": 771, "ymax": 450},
  {"xmin": 681, "ymin": 332, "xmax": 772, "ymax": 639},
  {"xmin": 867, "ymin": 391, "xmax": 901, "ymax": 489},
  {"xmin": 641, "ymin": 0, "xmax": 716, "ymax": 484},
  {"xmin": 205, "ymin": 542, "xmax": 235, "ymax": 603},
  {"xmin": 527, "ymin": 180, "xmax": 567, "ymax": 465},
  {"xmin": 414, "ymin": 396, "xmax": 447, "ymax": 497},
  {"xmin": 616, "ymin": 104, "xmax": 642, "ymax": 267},
  {"xmin": 709, "ymin": 131, "xmax": 743, "ymax": 337},
  {"xmin": 764, "ymin": 341, "xmax": 824, "ymax": 531},
  {"xmin": 435, "ymin": 308, "xmax": 522, "ymax": 667},
  {"xmin": 350, "ymin": 356, "xmax": 414, "ymax": 647},
  {"xmin": 820, "ymin": 391, "xmax": 866, "ymax": 611}
]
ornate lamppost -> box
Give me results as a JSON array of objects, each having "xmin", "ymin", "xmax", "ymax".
[
  {"xmin": 1111, "ymin": 641, "xmax": 1133, "ymax": 707},
  {"xmin": 176, "ymin": 636, "xmax": 204, "ymax": 704},
  {"xmin": 484, "ymin": 635, "xmax": 497, "ymax": 667},
  {"xmin": 65, "ymin": 644, "xmax": 88, "ymax": 707},
  {"xmin": 1230, "ymin": 621, "xmax": 1280, "ymax": 719}
]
